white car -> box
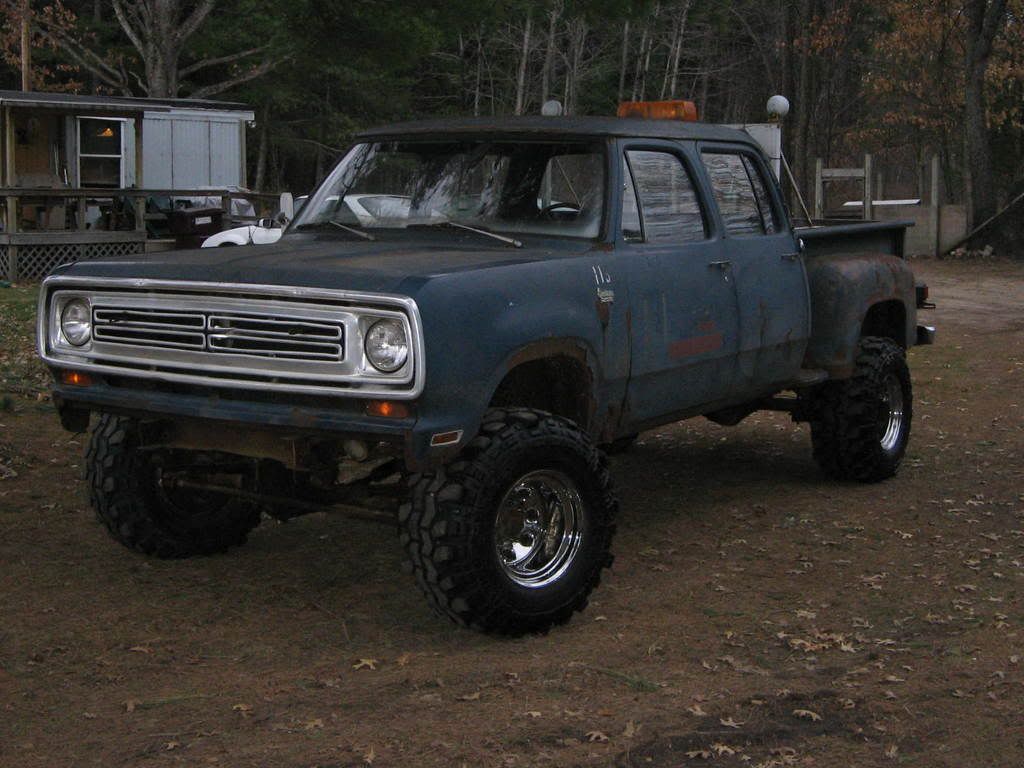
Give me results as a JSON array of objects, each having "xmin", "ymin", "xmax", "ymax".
[
  {"xmin": 200, "ymin": 194, "xmax": 411, "ymax": 247},
  {"xmin": 201, "ymin": 221, "xmax": 285, "ymax": 247}
]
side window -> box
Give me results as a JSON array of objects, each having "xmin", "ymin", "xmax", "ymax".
[
  {"xmin": 621, "ymin": 158, "xmax": 643, "ymax": 242},
  {"xmin": 702, "ymin": 152, "xmax": 777, "ymax": 236},
  {"xmin": 624, "ymin": 150, "xmax": 706, "ymax": 243},
  {"xmin": 742, "ymin": 155, "xmax": 779, "ymax": 234}
]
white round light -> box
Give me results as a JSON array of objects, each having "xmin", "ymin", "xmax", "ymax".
[
  {"xmin": 541, "ymin": 99, "xmax": 564, "ymax": 117},
  {"xmin": 767, "ymin": 94, "xmax": 790, "ymax": 118},
  {"xmin": 60, "ymin": 299, "xmax": 92, "ymax": 346},
  {"xmin": 364, "ymin": 319, "xmax": 408, "ymax": 373}
]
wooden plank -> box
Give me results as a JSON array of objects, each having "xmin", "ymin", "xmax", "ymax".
[
  {"xmin": 814, "ymin": 158, "xmax": 823, "ymax": 220},
  {"xmin": 929, "ymin": 154, "xmax": 940, "ymax": 257},
  {"xmin": 0, "ymin": 187, "xmax": 233, "ymax": 197},
  {"xmin": 820, "ymin": 168, "xmax": 866, "ymax": 179},
  {"xmin": 0, "ymin": 230, "xmax": 147, "ymax": 245},
  {"xmin": 4, "ymin": 107, "xmax": 18, "ymax": 235},
  {"xmin": 863, "ymin": 154, "xmax": 873, "ymax": 221}
]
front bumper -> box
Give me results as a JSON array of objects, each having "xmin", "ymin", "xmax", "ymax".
[{"xmin": 53, "ymin": 376, "xmax": 416, "ymax": 452}]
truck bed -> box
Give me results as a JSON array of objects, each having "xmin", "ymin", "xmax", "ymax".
[{"xmin": 796, "ymin": 221, "xmax": 912, "ymax": 259}]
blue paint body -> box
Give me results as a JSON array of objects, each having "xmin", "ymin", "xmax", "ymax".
[{"xmin": 43, "ymin": 117, "xmax": 923, "ymax": 470}]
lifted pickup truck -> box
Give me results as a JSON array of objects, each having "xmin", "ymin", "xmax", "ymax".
[{"xmin": 38, "ymin": 109, "xmax": 934, "ymax": 635}]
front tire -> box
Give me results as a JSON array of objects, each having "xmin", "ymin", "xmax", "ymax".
[
  {"xmin": 809, "ymin": 336, "xmax": 912, "ymax": 482},
  {"xmin": 85, "ymin": 414, "xmax": 262, "ymax": 558},
  {"xmin": 399, "ymin": 408, "xmax": 617, "ymax": 635}
]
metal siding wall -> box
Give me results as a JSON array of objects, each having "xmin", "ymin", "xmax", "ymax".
[
  {"xmin": 171, "ymin": 120, "xmax": 211, "ymax": 188},
  {"xmin": 209, "ymin": 121, "xmax": 239, "ymax": 186},
  {"xmin": 142, "ymin": 117, "xmax": 173, "ymax": 188}
]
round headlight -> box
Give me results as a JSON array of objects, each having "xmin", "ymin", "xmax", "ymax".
[
  {"xmin": 60, "ymin": 299, "xmax": 92, "ymax": 347},
  {"xmin": 364, "ymin": 319, "xmax": 409, "ymax": 373}
]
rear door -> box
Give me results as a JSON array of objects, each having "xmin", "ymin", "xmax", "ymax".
[
  {"xmin": 697, "ymin": 145, "xmax": 810, "ymax": 397},
  {"xmin": 617, "ymin": 140, "xmax": 740, "ymax": 426}
]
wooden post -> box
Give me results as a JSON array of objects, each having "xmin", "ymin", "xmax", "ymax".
[
  {"xmin": 863, "ymin": 154, "xmax": 873, "ymax": 221},
  {"xmin": 929, "ymin": 154, "xmax": 940, "ymax": 257},
  {"xmin": 813, "ymin": 157, "xmax": 823, "ymax": 221},
  {"xmin": 875, "ymin": 171, "xmax": 884, "ymax": 201},
  {"xmin": 133, "ymin": 118, "xmax": 146, "ymax": 236},
  {"xmin": 4, "ymin": 106, "xmax": 19, "ymax": 280}
]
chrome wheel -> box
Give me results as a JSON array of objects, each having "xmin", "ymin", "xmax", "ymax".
[
  {"xmin": 494, "ymin": 470, "xmax": 584, "ymax": 588},
  {"xmin": 879, "ymin": 373, "xmax": 905, "ymax": 453}
]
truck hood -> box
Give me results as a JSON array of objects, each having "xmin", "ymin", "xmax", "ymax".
[{"xmin": 55, "ymin": 233, "xmax": 594, "ymax": 295}]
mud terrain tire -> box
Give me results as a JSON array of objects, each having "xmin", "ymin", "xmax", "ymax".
[
  {"xmin": 86, "ymin": 414, "xmax": 261, "ymax": 558},
  {"xmin": 810, "ymin": 336, "xmax": 912, "ymax": 482},
  {"xmin": 399, "ymin": 408, "xmax": 617, "ymax": 635}
]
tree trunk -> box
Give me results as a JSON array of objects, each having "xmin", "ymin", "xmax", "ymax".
[
  {"xmin": 514, "ymin": 13, "xmax": 533, "ymax": 115},
  {"xmin": 668, "ymin": 1, "xmax": 690, "ymax": 98},
  {"xmin": 963, "ymin": 0, "xmax": 1008, "ymax": 226},
  {"xmin": 791, "ymin": 0, "xmax": 813, "ymax": 209},
  {"xmin": 254, "ymin": 105, "xmax": 269, "ymax": 192},
  {"xmin": 617, "ymin": 19, "xmax": 630, "ymax": 103},
  {"xmin": 541, "ymin": 5, "xmax": 560, "ymax": 103}
]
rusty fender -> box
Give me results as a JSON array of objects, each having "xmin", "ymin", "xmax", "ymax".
[{"xmin": 802, "ymin": 252, "xmax": 917, "ymax": 378}]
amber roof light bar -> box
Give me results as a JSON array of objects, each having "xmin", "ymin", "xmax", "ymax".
[{"xmin": 616, "ymin": 100, "xmax": 699, "ymax": 122}]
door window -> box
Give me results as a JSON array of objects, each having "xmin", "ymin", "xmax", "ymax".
[
  {"xmin": 623, "ymin": 150, "xmax": 706, "ymax": 243},
  {"xmin": 702, "ymin": 151, "xmax": 779, "ymax": 236}
]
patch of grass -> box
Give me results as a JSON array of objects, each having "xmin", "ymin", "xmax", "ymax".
[
  {"xmin": 702, "ymin": 607, "xmax": 747, "ymax": 617},
  {"xmin": 0, "ymin": 284, "xmax": 48, "ymax": 398},
  {"xmin": 583, "ymin": 665, "xmax": 661, "ymax": 693}
]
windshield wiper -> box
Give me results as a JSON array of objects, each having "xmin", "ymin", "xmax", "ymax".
[
  {"xmin": 294, "ymin": 221, "xmax": 376, "ymax": 241},
  {"xmin": 417, "ymin": 220, "xmax": 522, "ymax": 249}
]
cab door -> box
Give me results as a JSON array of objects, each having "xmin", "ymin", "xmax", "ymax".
[
  {"xmin": 616, "ymin": 140, "xmax": 741, "ymax": 428},
  {"xmin": 696, "ymin": 145, "xmax": 810, "ymax": 397}
]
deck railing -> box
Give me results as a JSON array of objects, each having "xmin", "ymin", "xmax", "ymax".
[{"xmin": 0, "ymin": 187, "xmax": 281, "ymax": 281}]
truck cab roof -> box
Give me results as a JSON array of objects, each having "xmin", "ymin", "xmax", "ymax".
[{"xmin": 358, "ymin": 115, "xmax": 760, "ymax": 147}]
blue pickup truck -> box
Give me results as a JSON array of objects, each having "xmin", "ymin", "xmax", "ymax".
[{"xmin": 38, "ymin": 112, "xmax": 934, "ymax": 634}]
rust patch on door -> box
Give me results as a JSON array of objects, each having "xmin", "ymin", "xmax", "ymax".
[{"xmin": 668, "ymin": 332, "xmax": 723, "ymax": 359}]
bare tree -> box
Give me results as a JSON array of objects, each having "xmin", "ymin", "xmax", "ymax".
[
  {"xmin": 540, "ymin": 3, "xmax": 561, "ymax": 104},
  {"xmin": 963, "ymin": 0, "xmax": 1009, "ymax": 224},
  {"xmin": 31, "ymin": 0, "xmax": 279, "ymax": 98},
  {"xmin": 513, "ymin": 11, "xmax": 533, "ymax": 114}
]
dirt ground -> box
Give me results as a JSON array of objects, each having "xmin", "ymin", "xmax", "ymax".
[{"xmin": 1, "ymin": 259, "xmax": 1022, "ymax": 768}]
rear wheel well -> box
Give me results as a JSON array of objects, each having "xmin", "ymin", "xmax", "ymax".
[
  {"xmin": 490, "ymin": 356, "xmax": 592, "ymax": 429},
  {"xmin": 861, "ymin": 300, "xmax": 907, "ymax": 348}
]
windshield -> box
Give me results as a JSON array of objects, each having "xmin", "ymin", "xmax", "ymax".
[{"xmin": 292, "ymin": 140, "xmax": 607, "ymax": 240}]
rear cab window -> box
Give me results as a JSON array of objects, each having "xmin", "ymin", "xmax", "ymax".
[{"xmin": 701, "ymin": 151, "xmax": 780, "ymax": 236}]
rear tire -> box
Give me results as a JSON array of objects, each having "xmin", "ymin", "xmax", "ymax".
[
  {"xmin": 809, "ymin": 336, "xmax": 912, "ymax": 482},
  {"xmin": 86, "ymin": 414, "xmax": 262, "ymax": 558},
  {"xmin": 399, "ymin": 408, "xmax": 617, "ymax": 635}
]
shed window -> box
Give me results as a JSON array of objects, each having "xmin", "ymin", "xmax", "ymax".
[{"xmin": 79, "ymin": 119, "xmax": 123, "ymax": 187}]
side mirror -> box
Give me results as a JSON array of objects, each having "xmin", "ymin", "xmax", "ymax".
[
  {"xmin": 257, "ymin": 217, "xmax": 275, "ymax": 229},
  {"xmin": 279, "ymin": 192, "xmax": 294, "ymax": 223}
]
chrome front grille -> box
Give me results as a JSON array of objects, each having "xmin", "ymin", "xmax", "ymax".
[
  {"xmin": 93, "ymin": 304, "xmax": 346, "ymax": 362},
  {"xmin": 40, "ymin": 280, "xmax": 425, "ymax": 399},
  {"xmin": 93, "ymin": 308, "xmax": 206, "ymax": 350}
]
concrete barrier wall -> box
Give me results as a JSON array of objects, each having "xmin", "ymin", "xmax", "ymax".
[{"xmin": 872, "ymin": 204, "xmax": 967, "ymax": 255}]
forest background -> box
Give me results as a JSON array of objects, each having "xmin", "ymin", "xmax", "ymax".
[{"xmin": 1, "ymin": 0, "xmax": 1021, "ymax": 225}]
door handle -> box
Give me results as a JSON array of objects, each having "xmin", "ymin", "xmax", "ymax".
[
  {"xmin": 781, "ymin": 252, "xmax": 800, "ymax": 261},
  {"xmin": 708, "ymin": 260, "xmax": 732, "ymax": 269}
]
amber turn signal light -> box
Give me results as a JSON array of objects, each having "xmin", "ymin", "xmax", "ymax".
[
  {"xmin": 617, "ymin": 99, "xmax": 699, "ymax": 121},
  {"xmin": 366, "ymin": 400, "xmax": 410, "ymax": 419},
  {"xmin": 60, "ymin": 370, "xmax": 93, "ymax": 387}
]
